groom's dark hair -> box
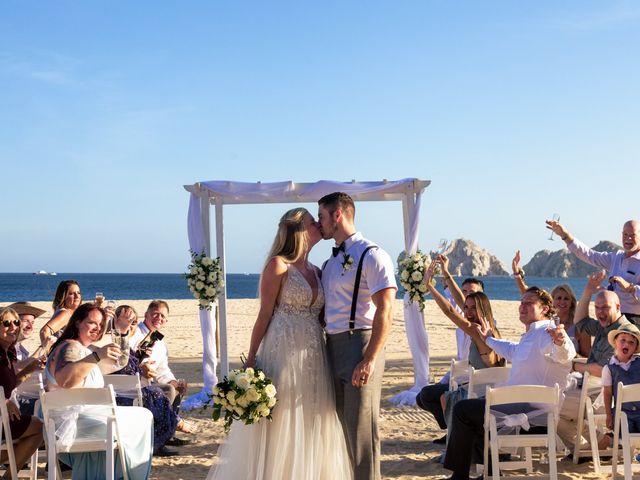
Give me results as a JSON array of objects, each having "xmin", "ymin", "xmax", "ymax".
[{"xmin": 318, "ymin": 192, "xmax": 355, "ymax": 220}]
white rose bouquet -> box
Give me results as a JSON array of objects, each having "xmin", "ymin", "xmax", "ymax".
[
  {"xmin": 185, "ymin": 250, "xmax": 224, "ymax": 310},
  {"xmin": 211, "ymin": 366, "xmax": 277, "ymax": 433},
  {"xmin": 397, "ymin": 250, "xmax": 435, "ymax": 311}
]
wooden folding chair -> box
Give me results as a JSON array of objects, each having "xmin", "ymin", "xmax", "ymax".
[
  {"xmin": 483, "ymin": 384, "xmax": 561, "ymax": 480},
  {"xmin": 448, "ymin": 359, "xmax": 470, "ymax": 391},
  {"xmin": 39, "ymin": 385, "xmax": 128, "ymax": 480},
  {"xmin": 468, "ymin": 366, "xmax": 512, "ymax": 400},
  {"xmin": 0, "ymin": 386, "xmax": 39, "ymax": 479},
  {"xmin": 611, "ymin": 382, "xmax": 640, "ymax": 480},
  {"xmin": 104, "ymin": 374, "xmax": 143, "ymax": 407}
]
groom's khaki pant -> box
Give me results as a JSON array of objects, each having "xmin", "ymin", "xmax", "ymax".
[{"xmin": 326, "ymin": 329, "xmax": 385, "ymax": 480}]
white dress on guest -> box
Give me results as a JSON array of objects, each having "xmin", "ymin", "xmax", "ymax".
[{"xmin": 207, "ymin": 265, "xmax": 352, "ymax": 480}]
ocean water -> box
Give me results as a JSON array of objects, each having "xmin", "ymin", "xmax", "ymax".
[{"xmin": 0, "ymin": 273, "xmax": 590, "ymax": 303}]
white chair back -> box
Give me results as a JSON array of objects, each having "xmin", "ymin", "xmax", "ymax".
[
  {"xmin": 449, "ymin": 359, "xmax": 470, "ymax": 391},
  {"xmin": 467, "ymin": 365, "xmax": 511, "ymax": 399},
  {"xmin": 483, "ymin": 384, "xmax": 561, "ymax": 480},
  {"xmin": 611, "ymin": 381, "xmax": 640, "ymax": 480},
  {"xmin": 39, "ymin": 385, "xmax": 128, "ymax": 480},
  {"xmin": 104, "ymin": 374, "xmax": 143, "ymax": 407},
  {"xmin": 0, "ymin": 385, "xmax": 39, "ymax": 479}
]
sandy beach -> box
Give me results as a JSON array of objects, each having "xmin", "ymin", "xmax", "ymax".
[{"xmin": 10, "ymin": 298, "xmax": 605, "ymax": 479}]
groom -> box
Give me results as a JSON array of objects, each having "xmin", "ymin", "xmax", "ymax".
[{"xmin": 318, "ymin": 192, "xmax": 397, "ymax": 480}]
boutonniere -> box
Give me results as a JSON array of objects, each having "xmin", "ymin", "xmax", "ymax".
[{"xmin": 341, "ymin": 253, "xmax": 354, "ymax": 275}]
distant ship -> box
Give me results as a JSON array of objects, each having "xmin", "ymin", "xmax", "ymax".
[{"xmin": 33, "ymin": 270, "xmax": 57, "ymax": 276}]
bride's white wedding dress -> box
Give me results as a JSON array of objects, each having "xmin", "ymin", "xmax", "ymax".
[{"xmin": 207, "ymin": 265, "xmax": 352, "ymax": 480}]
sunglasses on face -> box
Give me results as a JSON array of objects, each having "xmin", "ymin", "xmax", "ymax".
[{"xmin": 1, "ymin": 319, "xmax": 20, "ymax": 327}]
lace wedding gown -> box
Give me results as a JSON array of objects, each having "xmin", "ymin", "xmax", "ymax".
[{"xmin": 207, "ymin": 265, "xmax": 352, "ymax": 480}]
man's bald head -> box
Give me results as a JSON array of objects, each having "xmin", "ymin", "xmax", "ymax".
[
  {"xmin": 622, "ymin": 220, "xmax": 640, "ymax": 255},
  {"xmin": 594, "ymin": 290, "xmax": 621, "ymax": 326}
]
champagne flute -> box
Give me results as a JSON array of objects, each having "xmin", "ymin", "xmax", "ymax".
[
  {"xmin": 437, "ymin": 238, "xmax": 449, "ymax": 254},
  {"xmin": 111, "ymin": 328, "xmax": 130, "ymax": 368},
  {"xmin": 105, "ymin": 300, "xmax": 117, "ymax": 332},
  {"xmin": 548, "ymin": 214, "xmax": 560, "ymax": 240}
]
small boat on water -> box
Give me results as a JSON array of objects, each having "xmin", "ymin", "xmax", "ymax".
[
  {"xmin": 33, "ymin": 270, "xmax": 48, "ymax": 275},
  {"xmin": 50, "ymin": 272, "xmax": 57, "ymax": 276}
]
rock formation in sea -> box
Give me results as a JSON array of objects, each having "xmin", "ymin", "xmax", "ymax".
[
  {"xmin": 522, "ymin": 240, "xmax": 621, "ymax": 277},
  {"xmin": 440, "ymin": 239, "xmax": 509, "ymax": 276}
]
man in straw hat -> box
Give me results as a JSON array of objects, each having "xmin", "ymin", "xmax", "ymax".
[
  {"xmin": 7, "ymin": 301, "xmax": 46, "ymax": 363},
  {"xmin": 602, "ymin": 322, "xmax": 640, "ymax": 432}
]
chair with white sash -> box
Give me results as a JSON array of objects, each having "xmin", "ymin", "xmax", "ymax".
[
  {"xmin": 39, "ymin": 385, "xmax": 128, "ymax": 480},
  {"xmin": 483, "ymin": 383, "xmax": 561, "ymax": 480}
]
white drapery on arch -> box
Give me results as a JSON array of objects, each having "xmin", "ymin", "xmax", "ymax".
[{"xmin": 181, "ymin": 178, "xmax": 431, "ymax": 410}]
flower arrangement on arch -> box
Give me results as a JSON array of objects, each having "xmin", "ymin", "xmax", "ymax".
[
  {"xmin": 397, "ymin": 250, "xmax": 435, "ymax": 311},
  {"xmin": 210, "ymin": 366, "xmax": 278, "ymax": 434},
  {"xmin": 185, "ymin": 250, "xmax": 224, "ymax": 310}
]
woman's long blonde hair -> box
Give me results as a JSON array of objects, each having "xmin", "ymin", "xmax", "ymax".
[{"xmin": 264, "ymin": 208, "xmax": 310, "ymax": 267}]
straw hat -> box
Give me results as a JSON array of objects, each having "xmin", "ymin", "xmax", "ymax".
[
  {"xmin": 607, "ymin": 323, "xmax": 640, "ymax": 353},
  {"xmin": 7, "ymin": 302, "xmax": 46, "ymax": 319}
]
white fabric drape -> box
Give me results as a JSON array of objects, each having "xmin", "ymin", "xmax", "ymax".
[
  {"xmin": 182, "ymin": 193, "xmax": 218, "ymax": 411},
  {"xmin": 389, "ymin": 190, "xmax": 430, "ymax": 406}
]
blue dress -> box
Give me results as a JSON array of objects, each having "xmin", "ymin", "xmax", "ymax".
[
  {"xmin": 44, "ymin": 345, "xmax": 154, "ymax": 480},
  {"xmin": 113, "ymin": 350, "xmax": 178, "ymax": 452}
]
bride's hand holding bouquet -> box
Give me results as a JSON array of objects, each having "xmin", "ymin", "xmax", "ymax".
[{"xmin": 211, "ymin": 361, "xmax": 278, "ymax": 434}]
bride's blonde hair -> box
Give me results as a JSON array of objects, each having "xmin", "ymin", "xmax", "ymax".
[{"xmin": 264, "ymin": 208, "xmax": 310, "ymax": 268}]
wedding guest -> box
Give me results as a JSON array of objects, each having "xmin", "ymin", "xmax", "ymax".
[
  {"xmin": 417, "ymin": 261, "xmax": 503, "ymax": 444},
  {"xmin": 443, "ymin": 287, "xmax": 576, "ymax": 480},
  {"xmin": 129, "ymin": 300, "xmax": 195, "ymax": 438},
  {"xmin": 602, "ymin": 323, "xmax": 640, "ymax": 432},
  {"xmin": 7, "ymin": 302, "xmax": 46, "ymax": 363},
  {"xmin": 8, "ymin": 302, "xmax": 47, "ymax": 416},
  {"xmin": 546, "ymin": 219, "xmax": 640, "ymax": 325},
  {"xmin": 40, "ymin": 280, "xmax": 82, "ymax": 345},
  {"xmin": 45, "ymin": 303, "xmax": 153, "ymax": 480},
  {"xmin": 110, "ymin": 305, "xmax": 180, "ymax": 457},
  {"xmin": 0, "ymin": 307, "xmax": 43, "ymax": 474},
  {"xmin": 511, "ymin": 250, "xmax": 590, "ymax": 356}
]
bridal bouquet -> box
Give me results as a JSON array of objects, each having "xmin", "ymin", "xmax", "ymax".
[
  {"xmin": 398, "ymin": 250, "xmax": 434, "ymax": 311},
  {"xmin": 185, "ymin": 250, "xmax": 224, "ymax": 310},
  {"xmin": 211, "ymin": 367, "xmax": 277, "ymax": 433}
]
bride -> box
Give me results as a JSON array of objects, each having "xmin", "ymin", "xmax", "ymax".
[{"xmin": 207, "ymin": 207, "xmax": 352, "ymax": 480}]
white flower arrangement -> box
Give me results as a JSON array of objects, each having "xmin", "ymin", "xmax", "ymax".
[
  {"xmin": 185, "ymin": 250, "xmax": 224, "ymax": 310},
  {"xmin": 210, "ymin": 366, "xmax": 277, "ymax": 433},
  {"xmin": 341, "ymin": 253, "xmax": 354, "ymax": 275},
  {"xmin": 397, "ymin": 250, "xmax": 434, "ymax": 311}
]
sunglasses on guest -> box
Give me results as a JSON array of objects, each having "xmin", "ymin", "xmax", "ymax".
[{"xmin": 1, "ymin": 319, "xmax": 20, "ymax": 327}]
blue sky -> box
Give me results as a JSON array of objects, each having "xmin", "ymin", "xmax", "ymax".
[{"xmin": 1, "ymin": 1, "xmax": 639, "ymax": 273}]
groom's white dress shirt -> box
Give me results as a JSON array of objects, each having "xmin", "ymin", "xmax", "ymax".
[{"xmin": 322, "ymin": 232, "xmax": 397, "ymax": 335}]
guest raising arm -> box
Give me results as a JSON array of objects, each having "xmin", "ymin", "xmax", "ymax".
[
  {"xmin": 546, "ymin": 218, "xmax": 640, "ymax": 325},
  {"xmin": 423, "ymin": 261, "xmax": 502, "ymax": 368},
  {"xmin": 40, "ymin": 280, "xmax": 82, "ymax": 345}
]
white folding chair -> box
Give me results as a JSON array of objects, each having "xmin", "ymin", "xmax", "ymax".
[
  {"xmin": 468, "ymin": 366, "xmax": 512, "ymax": 400},
  {"xmin": 611, "ymin": 382, "xmax": 640, "ymax": 480},
  {"xmin": 483, "ymin": 384, "xmax": 561, "ymax": 480},
  {"xmin": 104, "ymin": 374, "xmax": 143, "ymax": 407},
  {"xmin": 0, "ymin": 386, "xmax": 39, "ymax": 479},
  {"xmin": 39, "ymin": 385, "xmax": 128, "ymax": 480},
  {"xmin": 571, "ymin": 371, "xmax": 611, "ymax": 469},
  {"xmin": 449, "ymin": 359, "xmax": 470, "ymax": 391}
]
